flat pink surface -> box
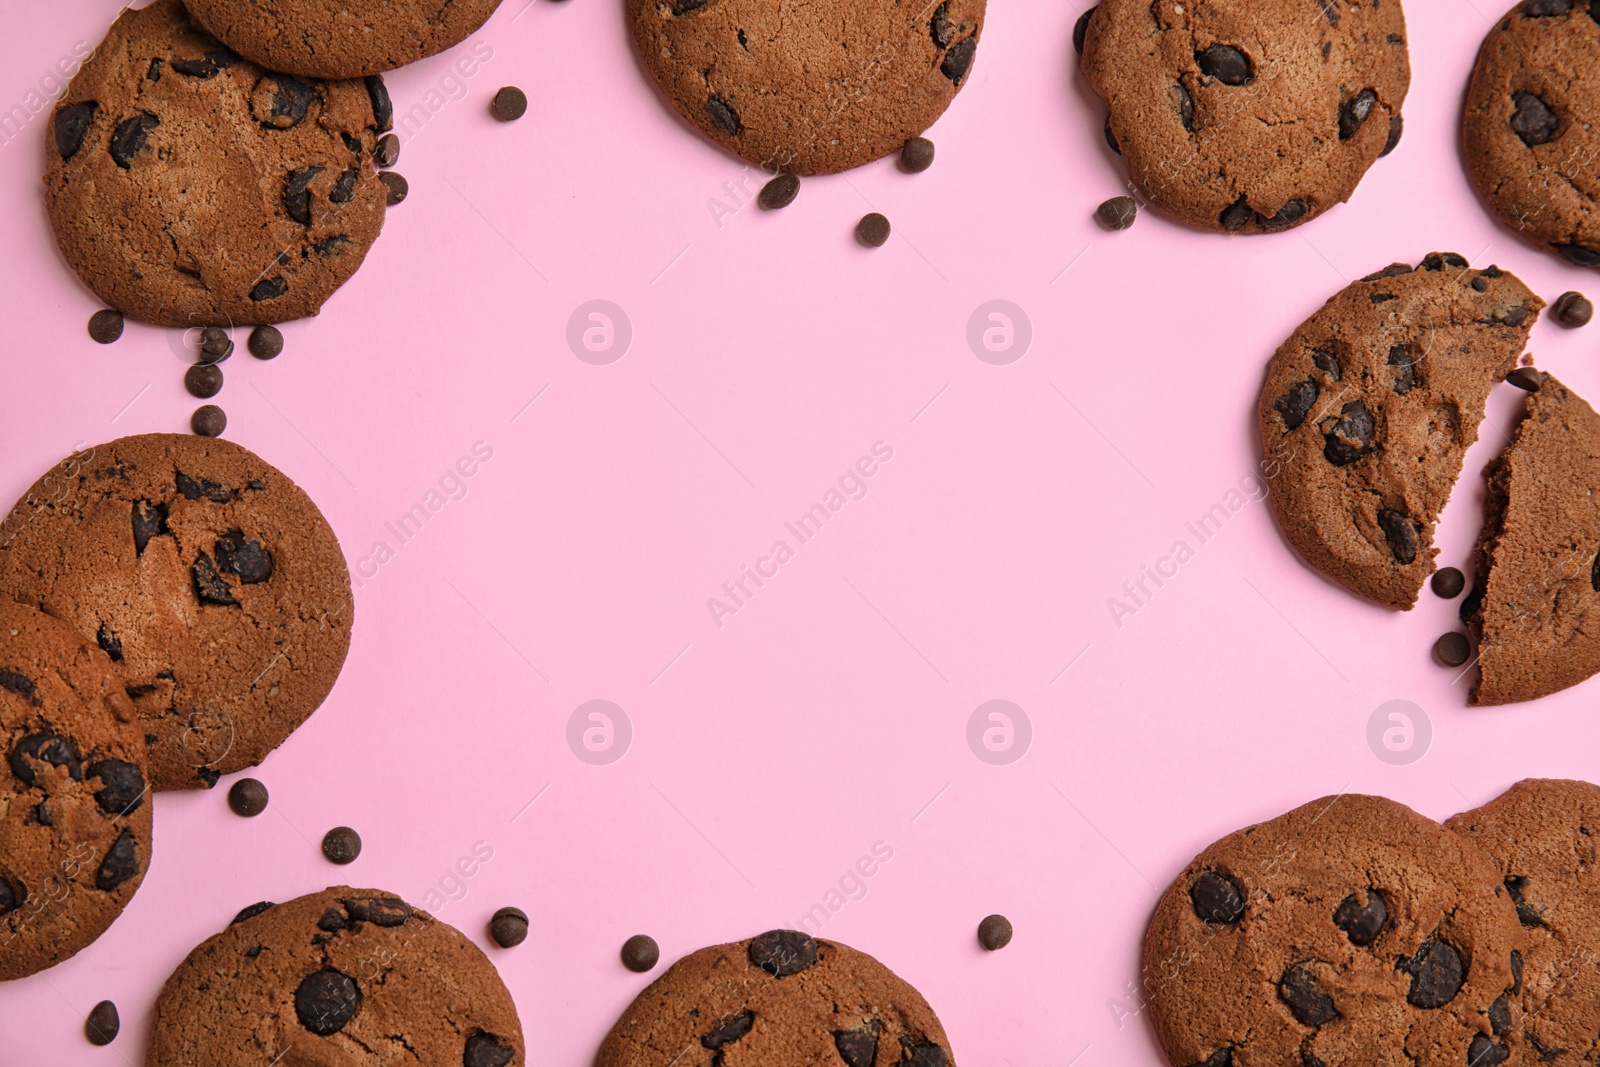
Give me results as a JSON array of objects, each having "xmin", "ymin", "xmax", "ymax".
[{"xmin": 3, "ymin": 0, "xmax": 1600, "ymax": 1061}]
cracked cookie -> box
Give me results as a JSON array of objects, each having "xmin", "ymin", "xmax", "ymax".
[
  {"xmin": 44, "ymin": 0, "xmax": 389, "ymax": 328},
  {"xmin": 1464, "ymin": 0, "xmax": 1600, "ymax": 271},
  {"xmin": 628, "ymin": 0, "xmax": 984, "ymax": 175},
  {"xmin": 1078, "ymin": 0, "xmax": 1410, "ymax": 233},
  {"xmin": 1144, "ymin": 795, "xmax": 1525, "ymax": 1067},
  {"xmin": 1448, "ymin": 779, "xmax": 1600, "ymax": 1065},
  {"xmin": 600, "ymin": 930, "xmax": 956, "ymax": 1067},
  {"xmin": 146, "ymin": 886, "xmax": 525, "ymax": 1067},
  {"xmin": 1257, "ymin": 254, "xmax": 1542, "ymax": 609},
  {"xmin": 1462, "ymin": 373, "xmax": 1600, "ymax": 705},
  {"xmin": 0, "ymin": 599, "xmax": 151, "ymax": 982},
  {"xmin": 0, "ymin": 434, "xmax": 353, "ymax": 791}
]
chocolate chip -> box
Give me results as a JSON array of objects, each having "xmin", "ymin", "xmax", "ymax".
[
  {"xmin": 250, "ymin": 278, "xmax": 288, "ymax": 302},
  {"xmin": 900, "ymin": 1037, "xmax": 949, "ymax": 1067},
  {"xmin": 1322, "ymin": 401, "xmax": 1376, "ymax": 465},
  {"xmin": 328, "ymin": 165, "xmax": 359, "ymax": 205},
  {"xmin": 374, "ymin": 134, "xmax": 400, "ymax": 167},
  {"xmin": 1489, "ymin": 993, "xmax": 1512, "ymax": 1035},
  {"xmin": 261, "ymin": 74, "xmax": 314, "ymax": 128},
  {"xmin": 192, "ymin": 553, "xmax": 237, "ymax": 605},
  {"xmin": 172, "ymin": 50, "xmax": 235, "ymax": 78},
  {"xmin": 1359, "ymin": 264, "xmax": 1410, "ymax": 281},
  {"xmin": 87, "ymin": 308, "xmax": 123, "ymax": 344},
  {"xmin": 10, "ymin": 733, "xmax": 83, "ymax": 786},
  {"xmin": 1470, "ymin": 1035, "xmax": 1510, "ymax": 1067},
  {"xmin": 0, "ymin": 672, "xmax": 37, "ymax": 703},
  {"xmin": 1104, "ymin": 115, "xmax": 1121, "ymax": 154},
  {"xmin": 1381, "ymin": 114, "xmax": 1404, "ymax": 156},
  {"xmin": 1190, "ymin": 870, "xmax": 1245, "ymax": 923},
  {"xmin": 1220, "ymin": 196, "xmax": 1253, "ymax": 231},
  {"xmin": 1399, "ymin": 939, "xmax": 1465, "ymax": 1008},
  {"xmin": 232, "ymin": 900, "xmax": 275, "ymax": 924},
  {"xmin": 901, "ymin": 136, "xmax": 936, "ymax": 173},
  {"xmin": 365, "ymin": 75, "xmax": 393, "ymax": 131},
  {"xmin": 1333, "ymin": 889, "xmax": 1387, "ymax": 944},
  {"xmin": 1377, "ymin": 508, "xmax": 1417, "ymax": 564},
  {"xmin": 295, "ymin": 968, "xmax": 361, "ymax": 1034},
  {"xmin": 1339, "ymin": 89, "xmax": 1378, "ymax": 140},
  {"xmin": 1258, "ymin": 199, "xmax": 1309, "ymax": 230},
  {"xmin": 191, "ymin": 404, "xmax": 227, "ymax": 437},
  {"xmin": 707, "ymin": 96, "xmax": 742, "ymax": 135},
  {"xmin": 1074, "ymin": 6, "xmax": 1097, "ymax": 51},
  {"xmin": 1473, "ymin": 277, "xmax": 1489, "ymax": 292},
  {"xmin": 1505, "ymin": 875, "xmax": 1544, "ymax": 926},
  {"xmin": 1593, "ymin": 549, "xmax": 1600, "ymax": 593},
  {"xmin": 1552, "ymin": 291, "xmax": 1593, "ymax": 328},
  {"xmin": 1279, "ymin": 963, "xmax": 1340, "ymax": 1026},
  {"xmin": 490, "ymin": 906, "xmax": 528, "ymax": 947},
  {"xmin": 109, "ymin": 113, "xmax": 159, "ymax": 169},
  {"xmin": 215, "ymin": 530, "xmax": 273, "ymax": 583},
  {"xmin": 1097, "ymin": 195, "xmax": 1138, "ymax": 231},
  {"xmin": 1176, "ymin": 82, "xmax": 1195, "ymax": 131},
  {"xmin": 95, "ymin": 830, "xmax": 139, "ymax": 890},
  {"xmin": 185, "ymin": 363, "xmax": 223, "ymax": 399},
  {"xmin": 1511, "ymin": 91, "xmax": 1558, "ymax": 146},
  {"xmin": 464, "ymin": 1032, "xmax": 516, "ymax": 1067},
  {"xmin": 672, "ymin": 0, "xmax": 710, "ymax": 12},
  {"xmin": 835, "ymin": 1027, "xmax": 880, "ymax": 1067},
  {"xmin": 1389, "ymin": 345, "xmax": 1420, "ymax": 395},
  {"xmin": 1555, "ymin": 244, "xmax": 1600, "ymax": 268},
  {"xmin": 175, "ymin": 471, "xmax": 232, "ymax": 502},
  {"xmin": 316, "ymin": 906, "xmax": 349, "ymax": 932},
  {"xmin": 197, "ymin": 767, "xmax": 221, "ymax": 789},
  {"xmin": 1197, "ymin": 45, "xmax": 1252, "ymax": 85},
  {"xmin": 1319, "ymin": 0, "xmax": 1341, "ymax": 25},
  {"xmin": 621, "ymin": 933, "xmax": 660, "ymax": 972},
  {"xmin": 1434, "ymin": 631, "xmax": 1471, "ymax": 667},
  {"xmin": 200, "ymin": 326, "xmax": 233, "ymax": 358},
  {"xmin": 1511, "ymin": 949, "xmax": 1524, "ymax": 993},
  {"xmin": 749, "ymin": 929, "xmax": 818, "ymax": 976},
  {"xmin": 249, "ymin": 325, "xmax": 284, "ymax": 359},
  {"xmin": 941, "ymin": 37, "xmax": 977, "ymax": 82},
  {"xmin": 343, "ymin": 896, "xmax": 410, "ymax": 926},
  {"xmin": 856, "ymin": 213, "xmax": 891, "ymax": 247},
  {"xmin": 283, "ymin": 167, "xmax": 324, "ymax": 224},
  {"xmin": 1524, "ymin": 0, "xmax": 1573, "ymax": 14},
  {"xmin": 55, "ymin": 101, "xmax": 98, "ymax": 160},
  {"xmin": 228, "ymin": 777, "xmax": 268, "ymax": 816},
  {"xmin": 977, "ymin": 913, "xmax": 1014, "ymax": 950},
  {"xmin": 1275, "ymin": 378, "xmax": 1320, "ymax": 431},
  {"xmin": 702, "ymin": 1011, "xmax": 755, "ymax": 1049},
  {"xmin": 1312, "ymin": 348, "xmax": 1344, "ymax": 380},
  {"xmin": 85, "ymin": 1000, "xmax": 119, "ymax": 1046},
  {"xmin": 1507, "ymin": 368, "xmax": 1542, "ymax": 391},
  {"xmin": 130, "ymin": 501, "xmax": 169, "ymax": 557},
  {"xmin": 492, "ymin": 86, "xmax": 528, "ymax": 121},
  {"xmin": 1432, "ymin": 567, "xmax": 1466, "ymax": 598},
  {"xmin": 759, "ymin": 173, "xmax": 800, "ymax": 209},
  {"xmin": 1499, "ymin": 304, "xmax": 1534, "ymax": 327},
  {"xmin": 378, "ymin": 171, "xmax": 408, "ymax": 205},
  {"xmin": 0, "ymin": 878, "xmax": 22, "ymax": 915},
  {"xmin": 88, "ymin": 760, "xmax": 145, "ymax": 816},
  {"xmin": 97, "ymin": 623, "xmax": 123, "ymax": 662},
  {"xmin": 322, "ymin": 826, "xmax": 361, "ymax": 864}
]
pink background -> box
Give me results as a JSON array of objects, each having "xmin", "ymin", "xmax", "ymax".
[{"xmin": 3, "ymin": 0, "xmax": 1599, "ymax": 1061}]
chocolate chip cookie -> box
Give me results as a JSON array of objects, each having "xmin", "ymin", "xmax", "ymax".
[
  {"xmin": 0, "ymin": 434, "xmax": 353, "ymax": 791},
  {"xmin": 0, "ymin": 600, "xmax": 151, "ymax": 981},
  {"xmin": 600, "ymin": 930, "xmax": 956, "ymax": 1067},
  {"xmin": 1079, "ymin": 0, "xmax": 1410, "ymax": 233},
  {"xmin": 183, "ymin": 0, "xmax": 503, "ymax": 79},
  {"xmin": 1448, "ymin": 779, "xmax": 1600, "ymax": 1065},
  {"xmin": 44, "ymin": 0, "xmax": 389, "ymax": 329},
  {"xmin": 1144, "ymin": 795, "xmax": 1524, "ymax": 1067},
  {"xmin": 1257, "ymin": 255, "xmax": 1542, "ymax": 609},
  {"xmin": 1463, "ymin": 373, "xmax": 1600, "ymax": 705},
  {"xmin": 1463, "ymin": 1, "xmax": 1600, "ymax": 271},
  {"xmin": 628, "ymin": 0, "xmax": 984, "ymax": 175},
  {"xmin": 146, "ymin": 887, "xmax": 525, "ymax": 1066}
]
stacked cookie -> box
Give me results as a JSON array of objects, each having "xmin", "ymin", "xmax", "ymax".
[{"xmin": 1144, "ymin": 784, "xmax": 1600, "ymax": 1067}]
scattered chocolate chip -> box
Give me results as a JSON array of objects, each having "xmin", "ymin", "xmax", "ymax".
[
  {"xmin": 228, "ymin": 777, "xmax": 269, "ymax": 816},
  {"xmin": 192, "ymin": 553, "xmax": 237, "ymax": 606},
  {"xmin": 250, "ymin": 278, "xmax": 288, "ymax": 302},
  {"xmin": 215, "ymin": 530, "xmax": 273, "ymax": 583},
  {"xmin": 10, "ymin": 733, "xmax": 83, "ymax": 785},
  {"xmin": 374, "ymin": 134, "xmax": 400, "ymax": 167},
  {"xmin": 1197, "ymin": 45, "xmax": 1252, "ymax": 85},
  {"xmin": 378, "ymin": 171, "xmax": 408, "ymax": 205},
  {"xmin": 191, "ymin": 404, "xmax": 227, "ymax": 437},
  {"xmin": 172, "ymin": 50, "xmax": 235, "ymax": 78},
  {"xmin": 1322, "ymin": 401, "xmax": 1376, "ymax": 465},
  {"xmin": 978, "ymin": 913, "xmax": 1013, "ymax": 950},
  {"xmin": 1073, "ymin": 6, "xmax": 1097, "ymax": 52},
  {"xmin": 621, "ymin": 933, "xmax": 660, "ymax": 972},
  {"xmin": 1339, "ymin": 89, "xmax": 1378, "ymax": 140},
  {"xmin": 321, "ymin": 826, "xmax": 361, "ymax": 865},
  {"xmin": 702, "ymin": 1011, "xmax": 755, "ymax": 1049},
  {"xmin": 1381, "ymin": 114, "xmax": 1404, "ymax": 156},
  {"xmin": 365, "ymin": 75, "xmax": 393, "ymax": 131},
  {"xmin": 1190, "ymin": 870, "xmax": 1246, "ymax": 923},
  {"xmin": 492, "ymin": 86, "xmax": 528, "ymax": 121},
  {"xmin": 1333, "ymin": 889, "xmax": 1387, "ymax": 945},
  {"xmin": 759, "ymin": 173, "xmax": 799, "ymax": 209},
  {"xmin": 109, "ymin": 113, "xmax": 159, "ymax": 169},
  {"xmin": 249, "ymin": 325, "xmax": 284, "ymax": 359},
  {"xmin": 1470, "ymin": 1034, "xmax": 1510, "ymax": 1067},
  {"xmin": 1096, "ymin": 195, "xmax": 1138, "ymax": 231},
  {"xmin": 1552, "ymin": 291, "xmax": 1593, "ymax": 328},
  {"xmin": 1275, "ymin": 378, "xmax": 1320, "ymax": 431},
  {"xmin": 87, "ymin": 760, "xmax": 145, "ymax": 816},
  {"xmin": 295, "ymin": 968, "xmax": 361, "ymax": 1035},
  {"xmin": 343, "ymin": 896, "xmax": 410, "ymax": 926},
  {"xmin": 1399, "ymin": 938, "xmax": 1465, "ymax": 1009},
  {"xmin": 941, "ymin": 37, "xmax": 977, "ymax": 82},
  {"xmin": 85, "ymin": 1000, "xmax": 119, "ymax": 1046},
  {"xmin": 1507, "ymin": 368, "xmax": 1542, "ymax": 391},
  {"xmin": 707, "ymin": 96, "xmax": 741, "ymax": 135},
  {"xmin": 835, "ymin": 1026, "xmax": 880, "ymax": 1067},
  {"xmin": 1378, "ymin": 508, "xmax": 1417, "ymax": 565},
  {"xmin": 749, "ymin": 929, "xmax": 818, "ymax": 976},
  {"xmin": 233, "ymin": 900, "xmax": 275, "ymax": 924},
  {"xmin": 95, "ymin": 830, "xmax": 140, "ymax": 890},
  {"xmin": 1279, "ymin": 963, "xmax": 1341, "ymax": 1026},
  {"xmin": 490, "ymin": 906, "xmax": 528, "ymax": 948},
  {"xmin": 88, "ymin": 309, "xmax": 123, "ymax": 344},
  {"xmin": 1432, "ymin": 567, "xmax": 1466, "ymax": 598},
  {"xmin": 55, "ymin": 101, "xmax": 98, "ymax": 160},
  {"xmin": 463, "ymin": 1032, "xmax": 516, "ymax": 1067},
  {"xmin": 185, "ymin": 363, "xmax": 223, "ymax": 398},
  {"xmin": 901, "ymin": 136, "xmax": 936, "ymax": 173},
  {"xmin": 200, "ymin": 326, "xmax": 233, "ymax": 358},
  {"xmin": 1510, "ymin": 91, "xmax": 1558, "ymax": 146},
  {"xmin": 856, "ymin": 213, "xmax": 891, "ymax": 247},
  {"xmin": 1555, "ymin": 244, "xmax": 1600, "ymax": 268}
]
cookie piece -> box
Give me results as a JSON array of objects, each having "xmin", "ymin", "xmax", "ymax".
[
  {"xmin": 1464, "ymin": 374, "xmax": 1600, "ymax": 705},
  {"xmin": 628, "ymin": 0, "xmax": 984, "ymax": 176},
  {"xmin": 0, "ymin": 434, "xmax": 353, "ymax": 790},
  {"xmin": 1448, "ymin": 779, "xmax": 1600, "ymax": 1065},
  {"xmin": 183, "ymin": 0, "xmax": 502, "ymax": 80},
  {"xmin": 1079, "ymin": 0, "xmax": 1410, "ymax": 233},
  {"xmin": 44, "ymin": 0, "xmax": 388, "ymax": 328},
  {"xmin": 1463, "ymin": 1, "xmax": 1600, "ymax": 271},
  {"xmin": 1145, "ymin": 795, "xmax": 1524, "ymax": 1067},
  {"xmin": 146, "ymin": 887, "xmax": 524, "ymax": 1066},
  {"xmin": 1257, "ymin": 255, "xmax": 1542, "ymax": 608},
  {"xmin": 600, "ymin": 930, "xmax": 955, "ymax": 1067},
  {"xmin": 0, "ymin": 600, "xmax": 152, "ymax": 981}
]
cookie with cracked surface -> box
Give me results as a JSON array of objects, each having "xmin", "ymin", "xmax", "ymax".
[
  {"xmin": 183, "ymin": 0, "xmax": 503, "ymax": 79},
  {"xmin": 1144, "ymin": 795, "xmax": 1525, "ymax": 1067},
  {"xmin": 146, "ymin": 886, "xmax": 524, "ymax": 1067},
  {"xmin": 600, "ymin": 930, "xmax": 956, "ymax": 1067},
  {"xmin": 0, "ymin": 434, "xmax": 353, "ymax": 791},
  {"xmin": 44, "ymin": 0, "xmax": 389, "ymax": 328},
  {"xmin": 1448, "ymin": 779, "xmax": 1600, "ymax": 1065},
  {"xmin": 1078, "ymin": 0, "xmax": 1410, "ymax": 233},
  {"xmin": 1257, "ymin": 255, "xmax": 1542, "ymax": 609},
  {"xmin": 628, "ymin": 0, "xmax": 984, "ymax": 175},
  {"xmin": 0, "ymin": 600, "xmax": 151, "ymax": 982},
  {"xmin": 1463, "ymin": 373, "xmax": 1600, "ymax": 705},
  {"xmin": 1463, "ymin": 0, "xmax": 1600, "ymax": 271}
]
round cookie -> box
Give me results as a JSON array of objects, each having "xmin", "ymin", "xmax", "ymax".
[
  {"xmin": 146, "ymin": 886, "xmax": 525, "ymax": 1066},
  {"xmin": 0, "ymin": 600, "xmax": 152, "ymax": 982},
  {"xmin": 44, "ymin": 0, "xmax": 390, "ymax": 328},
  {"xmin": 1463, "ymin": 0, "xmax": 1600, "ymax": 271},
  {"xmin": 0, "ymin": 434, "xmax": 353, "ymax": 791},
  {"xmin": 1257, "ymin": 254, "xmax": 1543, "ymax": 609},
  {"xmin": 601, "ymin": 930, "xmax": 955, "ymax": 1067},
  {"xmin": 1144, "ymin": 795, "xmax": 1525, "ymax": 1067},
  {"xmin": 1448, "ymin": 779, "xmax": 1600, "ymax": 1066},
  {"xmin": 628, "ymin": 0, "xmax": 984, "ymax": 176},
  {"xmin": 1079, "ymin": 0, "xmax": 1410, "ymax": 233},
  {"xmin": 183, "ymin": 0, "xmax": 503, "ymax": 80}
]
